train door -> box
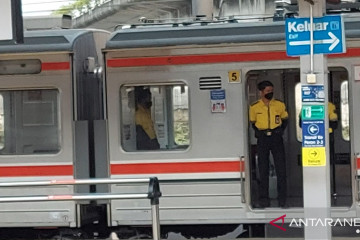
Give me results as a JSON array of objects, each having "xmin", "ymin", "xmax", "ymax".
[
  {"xmin": 294, "ymin": 68, "xmax": 352, "ymax": 207},
  {"xmin": 247, "ymin": 68, "xmax": 352, "ymax": 208},
  {"xmin": 327, "ymin": 68, "xmax": 351, "ymax": 207},
  {"xmin": 247, "ymin": 69, "xmax": 303, "ymax": 208}
]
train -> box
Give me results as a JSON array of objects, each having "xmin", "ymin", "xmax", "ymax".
[{"xmin": 0, "ymin": 12, "xmax": 360, "ymax": 239}]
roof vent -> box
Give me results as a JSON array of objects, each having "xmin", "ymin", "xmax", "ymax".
[{"xmin": 199, "ymin": 76, "xmax": 222, "ymax": 90}]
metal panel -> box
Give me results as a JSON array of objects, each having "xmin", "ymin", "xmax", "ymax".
[
  {"xmin": 107, "ymin": 59, "xmax": 245, "ymax": 224},
  {"xmin": 94, "ymin": 120, "xmax": 110, "ymax": 194},
  {"xmin": 74, "ymin": 121, "xmax": 90, "ymax": 194},
  {"xmin": 111, "ymin": 180, "xmax": 244, "ymax": 225}
]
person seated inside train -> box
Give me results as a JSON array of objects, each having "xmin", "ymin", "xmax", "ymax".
[
  {"xmin": 298, "ymin": 102, "xmax": 338, "ymax": 133},
  {"xmin": 134, "ymin": 87, "xmax": 160, "ymax": 150}
]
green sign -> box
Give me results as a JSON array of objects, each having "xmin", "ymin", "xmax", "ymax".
[{"xmin": 301, "ymin": 105, "xmax": 325, "ymax": 120}]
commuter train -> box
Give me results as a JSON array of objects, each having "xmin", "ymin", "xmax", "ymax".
[{"xmin": 1, "ymin": 13, "xmax": 360, "ymax": 238}]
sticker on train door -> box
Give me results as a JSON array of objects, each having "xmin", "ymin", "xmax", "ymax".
[
  {"xmin": 210, "ymin": 89, "xmax": 226, "ymax": 113},
  {"xmin": 228, "ymin": 70, "xmax": 241, "ymax": 83}
]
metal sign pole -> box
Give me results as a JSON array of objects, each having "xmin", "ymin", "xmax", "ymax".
[
  {"xmin": 11, "ymin": 0, "xmax": 24, "ymax": 44},
  {"xmin": 309, "ymin": 4, "xmax": 314, "ymax": 73},
  {"xmin": 299, "ymin": 0, "xmax": 331, "ymax": 239}
]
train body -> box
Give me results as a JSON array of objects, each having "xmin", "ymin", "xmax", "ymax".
[{"xmin": 1, "ymin": 14, "xmax": 360, "ymax": 238}]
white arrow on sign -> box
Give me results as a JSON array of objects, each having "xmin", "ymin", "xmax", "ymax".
[
  {"xmin": 309, "ymin": 125, "xmax": 319, "ymax": 134},
  {"xmin": 289, "ymin": 32, "xmax": 340, "ymax": 51}
]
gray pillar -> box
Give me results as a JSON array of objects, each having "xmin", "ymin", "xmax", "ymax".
[{"xmin": 299, "ymin": 0, "xmax": 331, "ymax": 239}]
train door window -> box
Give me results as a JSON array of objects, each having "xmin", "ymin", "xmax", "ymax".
[
  {"xmin": 341, "ymin": 81, "xmax": 349, "ymax": 141},
  {"xmin": 0, "ymin": 89, "xmax": 60, "ymax": 155},
  {"xmin": 0, "ymin": 94, "xmax": 3, "ymax": 150},
  {"xmin": 295, "ymin": 82, "xmax": 302, "ymax": 141},
  {"xmin": 173, "ymin": 86, "xmax": 189, "ymax": 146},
  {"xmin": 120, "ymin": 84, "xmax": 190, "ymax": 152}
]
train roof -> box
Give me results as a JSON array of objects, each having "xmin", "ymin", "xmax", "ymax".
[
  {"xmin": 105, "ymin": 16, "xmax": 360, "ymax": 50},
  {"xmin": 0, "ymin": 29, "xmax": 109, "ymax": 54}
]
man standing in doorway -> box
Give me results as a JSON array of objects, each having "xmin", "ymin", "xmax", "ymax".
[{"xmin": 249, "ymin": 81, "xmax": 289, "ymax": 208}]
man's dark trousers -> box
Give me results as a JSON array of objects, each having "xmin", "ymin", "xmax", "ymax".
[{"xmin": 257, "ymin": 132, "xmax": 287, "ymax": 206}]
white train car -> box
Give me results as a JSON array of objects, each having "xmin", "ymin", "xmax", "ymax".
[
  {"xmin": 102, "ymin": 15, "xmax": 360, "ymax": 236},
  {"xmin": 0, "ymin": 28, "xmax": 109, "ymax": 233}
]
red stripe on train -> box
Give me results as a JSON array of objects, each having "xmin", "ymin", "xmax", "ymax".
[
  {"xmin": 357, "ymin": 158, "xmax": 360, "ymax": 169},
  {"xmin": 42, "ymin": 62, "xmax": 70, "ymax": 71},
  {"xmin": 111, "ymin": 161, "xmax": 244, "ymax": 175},
  {"xmin": 0, "ymin": 165, "xmax": 73, "ymax": 177},
  {"xmin": 330, "ymin": 48, "xmax": 360, "ymax": 58},
  {"xmin": 107, "ymin": 48, "xmax": 360, "ymax": 68},
  {"xmin": 107, "ymin": 51, "xmax": 292, "ymax": 67}
]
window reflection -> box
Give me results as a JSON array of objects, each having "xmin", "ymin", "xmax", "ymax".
[
  {"xmin": 341, "ymin": 81, "xmax": 349, "ymax": 141},
  {"xmin": 120, "ymin": 84, "xmax": 190, "ymax": 152},
  {"xmin": 0, "ymin": 89, "xmax": 60, "ymax": 155}
]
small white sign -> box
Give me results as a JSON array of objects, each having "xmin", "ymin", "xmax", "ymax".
[
  {"xmin": 0, "ymin": 0, "xmax": 13, "ymax": 40},
  {"xmin": 355, "ymin": 66, "xmax": 360, "ymax": 81},
  {"xmin": 210, "ymin": 89, "xmax": 226, "ymax": 113}
]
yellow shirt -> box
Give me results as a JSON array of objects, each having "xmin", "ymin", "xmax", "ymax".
[
  {"xmin": 249, "ymin": 99, "xmax": 288, "ymax": 130},
  {"xmin": 328, "ymin": 102, "xmax": 338, "ymax": 121},
  {"xmin": 135, "ymin": 105, "xmax": 157, "ymax": 139},
  {"xmin": 328, "ymin": 102, "xmax": 338, "ymax": 133}
]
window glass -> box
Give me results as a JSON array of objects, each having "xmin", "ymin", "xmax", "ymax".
[
  {"xmin": 341, "ymin": 81, "xmax": 349, "ymax": 141},
  {"xmin": 295, "ymin": 82, "xmax": 302, "ymax": 141},
  {"xmin": 0, "ymin": 89, "xmax": 60, "ymax": 155},
  {"xmin": 0, "ymin": 95, "xmax": 3, "ymax": 150},
  {"xmin": 173, "ymin": 86, "xmax": 189, "ymax": 145},
  {"xmin": 120, "ymin": 84, "xmax": 190, "ymax": 152}
]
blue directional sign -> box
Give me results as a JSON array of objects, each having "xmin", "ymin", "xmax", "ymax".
[
  {"xmin": 286, "ymin": 15, "xmax": 346, "ymax": 56},
  {"xmin": 302, "ymin": 120, "xmax": 325, "ymax": 147},
  {"xmin": 302, "ymin": 85, "xmax": 325, "ymax": 102}
]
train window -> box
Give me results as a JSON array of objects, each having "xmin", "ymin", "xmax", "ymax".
[
  {"xmin": 341, "ymin": 81, "xmax": 349, "ymax": 141},
  {"xmin": 120, "ymin": 84, "xmax": 190, "ymax": 152},
  {"xmin": 0, "ymin": 89, "xmax": 60, "ymax": 155},
  {"xmin": 173, "ymin": 86, "xmax": 189, "ymax": 145},
  {"xmin": 0, "ymin": 95, "xmax": 3, "ymax": 150},
  {"xmin": 0, "ymin": 59, "xmax": 41, "ymax": 75},
  {"xmin": 295, "ymin": 82, "xmax": 302, "ymax": 141}
]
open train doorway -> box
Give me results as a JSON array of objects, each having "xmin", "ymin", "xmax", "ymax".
[{"xmin": 247, "ymin": 68, "xmax": 352, "ymax": 209}]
